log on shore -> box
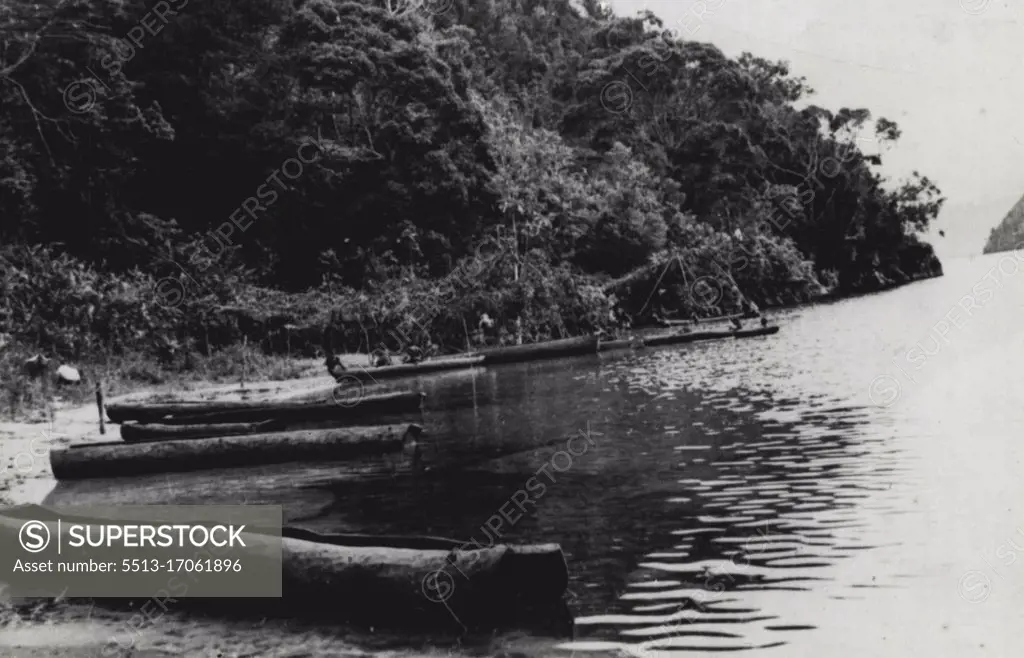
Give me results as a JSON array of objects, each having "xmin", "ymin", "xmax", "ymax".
[
  {"xmin": 50, "ymin": 424, "xmax": 422, "ymax": 480},
  {"xmin": 345, "ymin": 355, "xmax": 485, "ymax": 382},
  {"xmin": 272, "ymin": 531, "xmax": 569, "ymax": 625},
  {"xmin": 0, "ymin": 507, "xmax": 569, "ymax": 628},
  {"xmin": 645, "ymin": 325, "xmax": 780, "ymax": 348},
  {"xmin": 474, "ymin": 335, "xmax": 599, "ymax": 366},
  {"xmin": 698, "ymin": 310, "xmax": 760, "ymax": 323},
  {"xmin": 105, "ymin": 390, "xmax": 425, "ymax": 425},
  {"xmin": 43, "ymin": 433, "xmax": 586, "ymax": 511},
  {"xmin": 120, "ymin": 419, "xmax": 288, "ymax": 443},
  {"xmin": 598, "ymin": 337, "xmax": 645, "ymax": 352},
  {"xmin": 659, "ymin": 310, "xmax": 759, "ymax": 327}
]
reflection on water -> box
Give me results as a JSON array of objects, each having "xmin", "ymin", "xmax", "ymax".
[
  {"xmin": 31, "ymin": 254, "xmax": 1024, "ymax": 657},
  {"xmin": 564, "ymin": 390, "xmax": 902, "ymax": 654}
]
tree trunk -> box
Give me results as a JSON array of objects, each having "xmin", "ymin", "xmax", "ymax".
[
  {"xmin": 0, "ymin": 512, "xmax": 569, "ymax": 628},
  {"xmin": 105, "ymin": 390, "xmax": 424, "ymax": 425},
  {"xmin": 474, "ymin": 335, "xmax": 598, "ymax": 365},
  {"xmin": 51, "ymin": 424, "xmax": 423, "ymax": 480}
]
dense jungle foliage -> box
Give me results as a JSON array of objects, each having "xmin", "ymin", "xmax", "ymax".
[{"xmin": 1, "ymin": 0, "xmax": 944, "ymax": 368}]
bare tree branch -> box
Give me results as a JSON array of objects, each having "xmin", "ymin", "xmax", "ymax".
[
  {"xmin": 4, "ymin": 77, "xmax": 56, "ymax": 165},
  {"xmin": 0, "ymin": 0, "xmax": 73, "ymax": 79}
]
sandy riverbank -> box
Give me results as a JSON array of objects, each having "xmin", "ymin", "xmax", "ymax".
[
  {"xmin": 0, "ymin": 356, "xmax": 435, "ymax": 658},
  {"xmin": 0, "ymin": 356, "xmax": 360, "ymax": 507}
]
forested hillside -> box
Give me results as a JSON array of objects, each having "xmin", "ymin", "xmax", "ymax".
[
  {"xmin": 983, "ymin": 194, "xmax": 1024, "ymax": 254},
  {"xmin": 1, "ymin": 0, "xmax": 944, "ymax": 368}
]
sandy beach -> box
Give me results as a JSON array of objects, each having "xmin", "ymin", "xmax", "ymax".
[{"xmin": 0, "ymin": 358, "xmax": 417, "ymax": 658}]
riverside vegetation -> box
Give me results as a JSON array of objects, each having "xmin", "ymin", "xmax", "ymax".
[{"xmin": 0, "ymin": 0, "xmax": 944, "ymax": 416}]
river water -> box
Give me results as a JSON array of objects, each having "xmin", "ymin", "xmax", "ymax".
[
  {"xmin": 415, "ymin": 250, "xmax": 1024, "ymax": 658},
  {"xmin": 16, "ymin": 251, "xmax": 1024, "ymax": 657}
]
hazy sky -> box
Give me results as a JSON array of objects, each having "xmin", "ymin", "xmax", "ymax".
[{"xmin": 608, "ymin": 0, "xmax": 1022, "ymax": 259}]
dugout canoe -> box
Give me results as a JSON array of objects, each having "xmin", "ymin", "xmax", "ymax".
[
  {"xmin": 474, "ymin": 335, "xmax": 600, "ymax": 366},
  {"xmin": 0, "ymin": 506, "xmax": 569, "ymax": 628},
  {"xmin": 344, "ymin": 355, "xmax": 485, "ymax": 382},
  {"xmin": 598, "ymin": 337, "xmax": 645, "ymax": 352},
  {"xmin": 274, "ymin": 528, "xmax": 569, "ymax": 626},
  {"xmin": 50, "ymin": 424, "xmax": 422, "ymax": 480},
  {"xmin": 119, "ymin": 419, "xmax": 289, "ymax": 442},
  {"xmin": 656, "ymin": 318, "xmax": 693, "ymax": 328},
  {"xmin": 657, "ymin": 310, "xmax": 760, "ymax": 327},
  {"xmin": 105, "ymin": 390, "xmax": 424, "ymax": 425},
  {"xmin": 645, "ymin": 325, "xmax": 780, "ymax": 348}
]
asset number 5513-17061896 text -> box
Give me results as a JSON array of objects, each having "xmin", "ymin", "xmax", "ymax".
[{"xmin": 122, "ymin": 558, "xmax": 243, "ymax": 573}]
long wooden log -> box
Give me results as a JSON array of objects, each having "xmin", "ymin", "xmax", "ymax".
[
  {"xmin": 0, "ymin": 508, "xmax": 569, "ymax": 628},
  {"xmin": 105, "ymin": 390, "xmax": 424, "ymax": 425},
  {"xmin": 645, "ymin": 324, "xmax": 780, "ymax": 348},
  {"xmin": 658, "ymin": 310, "xmax": 760, "ymax": 327},
  {"xmin": 656, "ymin": 318, "xmax": 692, "ymax": 328},
  {"xmin": 50, "ymin": 424, "xmax": 422, "ymax": 480},
  {"xmin": 473, "ymin": 335, "xmax": 599, "ymax": 366},
  {"xmin": 345, "ymin": 355, "xmax": 485, "ymax": 381},
  {"xmin": 598, "ymin": 337, "xmax": 644, "ymax": 352},
  {"xmin": 40, "ymin": 432, "xmax": 585, "ymax": 510},
  {"xmin": 272, "ymin": 532, "xmax": 569, "ymax": 625},
  {"xmin": 105, "ymin": 390, "xmax": 423, "ymax": 421},
  {"xmin": 699, "ymin": 310, "xmax": 760, "ymax": 323},
  {"xmin": 120, "ymin": 419, "xmax": 288, "ymax": 443}
]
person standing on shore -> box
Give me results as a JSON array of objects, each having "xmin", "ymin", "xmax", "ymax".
[
  {"xmin": 326, "ymin": 353, "xmax": 346, "ymax": 380},
  {"xmin": 476, "ymin": 312, "xmax": 496, "ymax": 346},
  {"xmin": 617, "ymin": 308, "xmax": 632, "ymax": 333},
  {"xmin": 403, "ymin": 345, "xmax": 424, "ymax": 364}
]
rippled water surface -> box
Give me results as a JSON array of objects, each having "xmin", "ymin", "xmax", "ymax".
[{"xmin": 36, "ymin": 253, "xmax": 1024, "ymax": 657}]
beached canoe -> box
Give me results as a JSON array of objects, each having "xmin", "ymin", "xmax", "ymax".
[
  {"xmin": 474, "ymin": 335, "xmax": 600, "ymax": 365},
  {"xmin": 345, "ymin": 355, "xmax": 485, "ymax": 382},
  {"xmin": 645, "ymin": 325, "xmax": 780, "ymax": 348},
  {"xmin": 656, "ymin": 318, "xmax": 693, "ymax": 328},
  {"xmin": 598, "ymin": 337, "xmax": 645, "ymax": 352},
  {"xmin": 655, "ymin": 310, "xmax": 761, "ymax": 328},
  {"xmin": 119, "ymin": 419, "xmax": 288, "ymax": 443},
  {"xmin": 105, "ymin": 390, "xmax": 424, "ymax": 425},
  {"xmin": 275, "ymin": 531, "xmax": 568, "ymax": 626},
  {"xmin": 0, "ymin": 506, "xmax": 569, "ymax": 628},
  {"xmin": 50, "ymin": 424, "xmax": 422, "ymax": 480}
]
